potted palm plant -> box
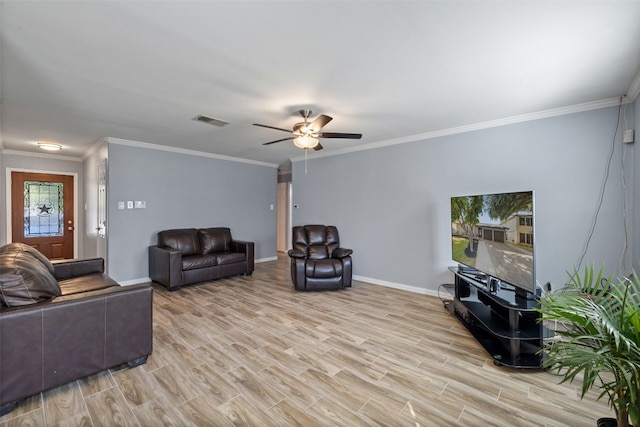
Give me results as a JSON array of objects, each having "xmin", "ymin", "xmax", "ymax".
[{"xmin": 537, "ymin": 265, "xmax": 640, "ymax": 427}]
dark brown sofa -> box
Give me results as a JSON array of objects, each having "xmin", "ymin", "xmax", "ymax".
[
  {"xmin": 148, "ymin": 227, "xmax": 254, "ymax": 291},
  {"xmin": 0, "ymin": 243, "xmax": 153, "ymax": 416}
]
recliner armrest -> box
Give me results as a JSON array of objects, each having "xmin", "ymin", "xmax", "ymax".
[
  {"xmin": 332, "ymin": 248, "xmax": 353, "ymax": 259},
  {"xmin": 53, "ymin": 258, "xmax": 104, "ymax": 280},
  {"xmin": 288, "ymin": 249, "xmax": 306, "ymax": 258}
]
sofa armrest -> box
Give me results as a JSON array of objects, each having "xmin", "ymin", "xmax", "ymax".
[
  {"xmin": 230, "ymin": 240, "xmax": 254, "ymax": 273},
  {"xmin": 332, "ymin": 248, "xmax": 353, "ymax": 259},
  {"xmin": 149, "ymin": 246, "xmax": 183, "ymax": 290},
  {"xmin": 53, "ymin": 258, "xmax": 104, "ymax": 280}
]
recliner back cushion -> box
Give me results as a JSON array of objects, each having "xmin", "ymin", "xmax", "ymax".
[
  {"xmin": 0, "ymin": 243, "xmax": 61, "ymax": 307},
  {"xmin": 291, "ymin": 225, "xmax": 342, "ymax": 259},
  {"xmin": 157, "ymin": 229, "xmax": 201, "ymax": 256},
  {"xmin": 307, "ymin": 245, "xmax": 329, "ymax": 260},
  {"xmin": 199, "ymin": 228, "xmax": 231, "ymax": 254}
]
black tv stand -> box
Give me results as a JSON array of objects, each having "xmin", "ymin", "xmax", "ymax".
[{"xmin": 444, "ymin": 266, "xmax": 546, "ymax": 368}]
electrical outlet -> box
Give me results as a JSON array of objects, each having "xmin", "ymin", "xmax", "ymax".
[{"xmin": 623, "ymin": 129, "xmax": 634, "ymax": 144}]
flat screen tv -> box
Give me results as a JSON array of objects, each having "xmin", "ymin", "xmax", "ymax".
[{"xmin": 451, "ymin": 190, "xmax": 535, "ymax": 296}]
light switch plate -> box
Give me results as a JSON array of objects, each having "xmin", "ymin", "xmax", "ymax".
[
  {"xmin": 127, "ymin": 201, "xmax": 134, "ymax": 209},
  {"xmin": 118, "ymin": 201, "xmax": 125, "ymax": 210}
]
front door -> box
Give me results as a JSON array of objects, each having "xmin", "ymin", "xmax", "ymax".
[{"xmin": 11, "ymin": 171, "xmax": 75, "ymax": 260}]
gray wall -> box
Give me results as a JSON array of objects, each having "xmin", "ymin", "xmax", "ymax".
[
  {"xmin": 105, "ymin": 141, "xmax": 278, "ymax": 283},
  {"xmin": 0, "ymin": 152, "xmax": 85, "ymax": 255},
  {"xmin": 632, "ymin": 97, "xmax": 640, "ymax": 273},
  {"xmin": 291, "ymin": 105, "xmax": 632, "ymax": 294}
]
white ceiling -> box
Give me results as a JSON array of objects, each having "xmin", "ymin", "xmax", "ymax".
[{"xmin": 2, "ymin": 1, "xmax": 640, "ymax": 166}]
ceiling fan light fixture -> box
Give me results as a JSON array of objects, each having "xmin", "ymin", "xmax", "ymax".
[
  {"xmin": 37, "ymin": 142, "xmax": 62, "ymax": 151},
  {"xmin": 293, "ymin": 135, "xmax": 319, "ymax": 149}
]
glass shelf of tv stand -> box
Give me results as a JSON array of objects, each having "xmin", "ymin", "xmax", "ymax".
[
  {"xmin": 447, "ymin": 267, "xmax": 541, "ymax": 311},
  {"xmin": 446, "ymin": 266, "xmax": 547, "ymax": 368}
]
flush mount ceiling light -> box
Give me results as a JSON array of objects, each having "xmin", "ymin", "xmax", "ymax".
[{"xmin": 37, "ymin": 142, "xmax": 62, "ymax": 151}]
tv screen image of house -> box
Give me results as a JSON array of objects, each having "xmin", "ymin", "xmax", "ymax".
[{"xmin": 451, "ymin": 190, "xmax": 535, "ymax": 294}]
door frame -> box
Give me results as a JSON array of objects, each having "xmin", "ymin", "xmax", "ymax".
[{"xmin": 5, "ymin": 168, "xmax": 79, "ymax": 258}]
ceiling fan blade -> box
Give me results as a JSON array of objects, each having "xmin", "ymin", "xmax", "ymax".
[
  {"xmin": 307, "ymin": 114, "xmax": 332, "ymax": 132},
  {"xmin": 253, "ymin": 123, "xmax": 293, "ymax": 133},
  {"xmin": 262, "ymin": 137, "xmax": 294, "ymax": 145},
  {"xmin": 313, "ymin": 143, "xmax": 324, "ymax": 151},
  {"xmin": 317, "ymin": 132, "xmax": 362, "ymax": 139}
]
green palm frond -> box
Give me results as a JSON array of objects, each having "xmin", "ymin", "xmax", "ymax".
[{"xmin": 537, "ymin": 265, "xmax": 640, "ymax": 427}]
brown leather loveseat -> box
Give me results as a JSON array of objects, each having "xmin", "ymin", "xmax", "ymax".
[
  {"xmin": 148, "ymin": 227, "xmax": 254, "ymax": 291},
  {"xmin": 0, "ymin": 243, "xmax": 153, "ymax": 416}
]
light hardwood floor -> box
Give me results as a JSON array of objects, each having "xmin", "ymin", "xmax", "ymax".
[{"xmin": 1, "ymin": 254, "xmax": 610, "ymax": 426}]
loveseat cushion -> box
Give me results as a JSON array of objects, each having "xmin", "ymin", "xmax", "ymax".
[
  {"xmin": 216, "ymin": 252, "xmax": 246, "ymax": 265},
  {"xmin": 158, "ymin": 229, "xmax": 201, "ymax": 256},
  {"xmin": 182, "ymin": 255, "xmax": 218, "ymax": 271},
  {"xmin": 0, "ymin": 244, "xmax": 61, "ymax": 307},
  {"xmin": 199, "ymin": 228, "xmax": 231, "ymax": 255}
]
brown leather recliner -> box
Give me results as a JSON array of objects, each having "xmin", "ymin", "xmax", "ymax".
[{"xmin": 288, "ymin": 225, "xmax": 353, "ymax": 291}]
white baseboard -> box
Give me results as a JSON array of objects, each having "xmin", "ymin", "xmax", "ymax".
[
  {"xmin": 116, "ymin": 262, "xmax": 439, "ymax": 296},
  {"xmin": 353, "ymin": 275, "xmax": 440, "ymax": 297},
  {"xmin": 256, "ymin": 256, "xmax": 277, "ymax": 263},
  {"xmin": 118, "ymin": 277, "xmax": 151, "ymax": 286},
  {"xmin": 117, "ymin": 256, "xmax": 277, "ymax": 286}
]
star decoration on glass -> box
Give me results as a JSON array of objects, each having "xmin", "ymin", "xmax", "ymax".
[{"xmin": 36, "ymin": 203, "xmax": 53, "ymax": 215}]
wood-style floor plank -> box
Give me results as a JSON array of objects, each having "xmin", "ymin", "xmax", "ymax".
[{"xmin": 0, "ymin": 254, "xmax": 612, "ymax": 426}]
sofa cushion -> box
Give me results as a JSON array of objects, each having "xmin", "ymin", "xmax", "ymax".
[
  {"xmin": 199, "ymin": 228, "xmax": 231, "ymax": 255},
  {"xmin": 0, "ymin": 244, "xmax": 61, "ymax": 307},
  {"xmin": 182, "ymin": 255, "xmax": 218, "ymax": 271},
  {"xmin": 215, "ymin": 252, "xmax": 246, "ymax": 265},
  {"xmin": 59, "ymin": 273, "xmax": 119, "ymax": 296},
  {"xmin": 158, "ymin": 229, "xmax": 201, "ymax": 256}
]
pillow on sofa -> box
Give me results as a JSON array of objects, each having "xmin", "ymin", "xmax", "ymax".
[
  {"xmin": 0, "ymin": 244, "xmax": 61, "ymax": 307},
  {"xmin": 0, "ymin": 242, "xmax": 55, "ymax": 275},
  {"xmin": 199, "ymin": 228, "xmax": 231, "ymax": 255}
]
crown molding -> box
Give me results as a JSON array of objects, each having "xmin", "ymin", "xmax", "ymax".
[
  {"xmin": 292, "ymin": 97, "xmax": 625, "ymax": 163},
  {"xmin": 81, "ymin": 137, "xmax": 108, "ymax": 160},
  {"xmin": 625, "ymin": 69, "xmax": 640, "ymax": 103},
  {"xmin": 0, "ymin": 149, "xmax": 83, "ymax": 162},
  {"xmin": 106, "ymin": 137, "xmax": 279, "ymax": 168}
]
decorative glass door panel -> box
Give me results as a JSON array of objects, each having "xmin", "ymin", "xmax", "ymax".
[
  {"xmin": 24, "ymin": 181, "xmax": 64, "ymax": 237},
  {"xmin": 11, "ymin": 172, "xmax": 74, "ymax": 260}
]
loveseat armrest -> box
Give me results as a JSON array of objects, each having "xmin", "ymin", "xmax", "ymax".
[
  {"xmin": 53, "ymin": 258, "xmax": 104, "ymax": 280},
  {"xmin": 149, "ymin": 246, "xmax": 183, "ymax": 290},
  {"xmin": 230, "ymin": 240, "xmax": 254, "ymax": 274},
  {"xmin": 332, "ymin": 248, "xmax": 353, "ymax": 259}
]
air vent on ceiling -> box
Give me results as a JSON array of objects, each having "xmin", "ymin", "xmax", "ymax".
[{"xmin": 192, "ymin": 115, "xmax": 230, "ymax": 127}]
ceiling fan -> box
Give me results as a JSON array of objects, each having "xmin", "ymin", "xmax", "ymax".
[{"xmin": 253, "ymin": 109, "xmax": 362, "ymax": 150}]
